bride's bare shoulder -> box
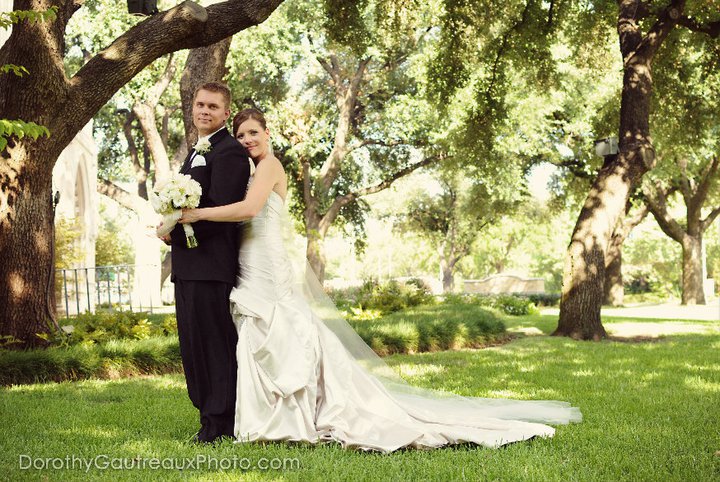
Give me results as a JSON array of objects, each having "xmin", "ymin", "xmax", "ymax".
[{"xmin": 268, "ymin": 155, "xmax": 285, "ymax": 175}]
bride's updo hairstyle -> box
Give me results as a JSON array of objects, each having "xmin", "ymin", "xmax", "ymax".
[
  {"xmin": 233, "ymin": 108, "xmax": 271, "ymax": 162},
  {"xmin": 233, "ymin": 108, "xmax": 267, "ymax": 136}
]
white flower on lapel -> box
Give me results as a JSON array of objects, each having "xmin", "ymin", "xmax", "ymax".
[{"xmin": 193, "ymin": 137, "xmax": 212, "ymax": 155}]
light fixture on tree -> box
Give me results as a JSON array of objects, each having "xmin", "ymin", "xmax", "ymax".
[
  {"xmin": 127, "ymin": 0, "xmax": 158, "ymax": 16},
  {"xmin": 594, "ymin": 137, "xmax": 618, "ymax": 157}
]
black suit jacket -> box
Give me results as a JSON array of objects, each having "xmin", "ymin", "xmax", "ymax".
[{"xmin": 170, "ymin": 128, "xmax": 251, "ymax": 284}]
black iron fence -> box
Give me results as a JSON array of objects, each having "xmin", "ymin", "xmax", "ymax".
[{"xmin": 55, "ymin": 264, "xmax": 164, "ymax": 318}]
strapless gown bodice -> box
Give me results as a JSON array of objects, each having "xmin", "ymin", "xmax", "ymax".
[{"xmin": 231, "ymin": 191, "xmax": 295, "ymax": 321}]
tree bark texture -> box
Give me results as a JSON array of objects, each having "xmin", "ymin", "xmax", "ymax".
[{"xmin": 603, "ymin": 202, "xmax": 649, "ymax": 306}]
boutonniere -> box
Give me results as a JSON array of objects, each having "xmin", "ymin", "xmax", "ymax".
[{"xmin": 193, "ymin": 137, "xmax": 212, "ymax": 155}]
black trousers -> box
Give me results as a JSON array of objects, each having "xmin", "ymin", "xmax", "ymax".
[{"xmin": 174, "ymin": 279, "xmax": 238, "ymax": 442}]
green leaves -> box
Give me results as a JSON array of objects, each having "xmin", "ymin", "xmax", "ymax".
[
  {"xmin": 0, "ymin": 8, "xmax": 57, "ymax": 151},
  {"xmin": 0, "ymin": 120, "xmax": 50, "ymax": 151},
  {"xmin": 322, "ymin": 0, "xmax": 372, "ymax": 55},
  {"xmin": 0, "ymin": 6, "xmax": 57, "ymax": 29},
  {"xmin": 0, "ymin": 64, "xmax": 29, "ymax": 77}
]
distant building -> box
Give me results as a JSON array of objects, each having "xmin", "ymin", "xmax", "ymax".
[
  {"xmin": 464, "ymin": 274, "xmax": 545, "ymax": 295},
  {"xmin": 53, "ymin": 121, "xmax": 100, "ymax": 273}
]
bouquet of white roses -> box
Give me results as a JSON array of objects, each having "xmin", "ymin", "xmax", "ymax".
[{"xmin": 150, "ymin": 172, "xmax": 202, "ymax": 248}]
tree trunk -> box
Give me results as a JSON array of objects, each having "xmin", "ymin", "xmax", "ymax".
[
  {"xmin": 555, "ymin": 201, "xmax": 610, "ymax": 340},
  {"xmin": 554, "ymin": 1, "xmax": 682, "ymax": 340},
  {"xmin": 681, "ymin": 234, "xmax": 705, "ymax": 305},
  {"xmin": 179, "ymin": 38, "xmax": 233, "ymax": 148},
  {"xmin": 133, "ymin": 103, "xmax": 171, "ymax": 182},
  {"xmin": 0, "ymin": 149, "xmax": 58, "ymax": 347},
  {"xmin": 643, "ymin": 157, "xmax": 719, "ymax": 306},
  {"xmin": 440, "ymin": 260, "xmax": 454, "ymax": 292},
  {"xmin": 160, "ymin": 251, "xmax": 172, "ymax": 288},
  {"xmin": 437, "ymin": 240, "xmax": 461, "ymax": 293},
  {"xmin": 306, "ymin": 227, "xmax": 327, "ymax": 283},
  {"xmin": 555, "ymin": 154, "xmax": 651, "ymax": 339},
  {"xmin": 603, "ymin": 202, "xmax": 648, "ymax": 306},
  {"xmin": 604, "ymin": 236, "xmax": 624, "ymax": 306}
]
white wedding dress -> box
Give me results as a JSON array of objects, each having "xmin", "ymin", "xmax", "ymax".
[{"xmin": 228, "ymin": 175, "xmax": 581, "ymax": 453}]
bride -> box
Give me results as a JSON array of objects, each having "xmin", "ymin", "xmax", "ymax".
[{"xmin": 178, "ymin": 108, "xmax": 581, "ymax": 453}]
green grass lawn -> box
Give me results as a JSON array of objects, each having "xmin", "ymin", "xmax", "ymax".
[{"xmin": 2, "ymin": 314, "xmax": 719, "ymax": 481}]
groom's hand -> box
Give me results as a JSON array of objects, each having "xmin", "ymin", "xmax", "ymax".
[{"xmin": 178, "ymin": 208, "xmax": 202, "ymax": 224}]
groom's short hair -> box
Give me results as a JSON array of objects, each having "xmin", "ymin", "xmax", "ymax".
[{"xmin": 194, "ymin": 82, "xmax": 231, "ymax": 109}]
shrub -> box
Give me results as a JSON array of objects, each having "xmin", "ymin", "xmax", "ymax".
[
  {"xmin": 493, "ymin": 295, "xmax": 539, "ymax": 316},
  {"xmin": 348, "ymin": 303, "xmax": 507, "ymax": 356},
  {"xmin": 625, "ymin": 268, "xmax": 655, "ymax": 294},
  {"xmin": 441, "ymin": 293, "xmax": 467, "ymax": 305},
  {"xmin": 0, "ymin": 336, "xmax": 181, "ymax": 385},
  {"xmin": 43, "ymin": 312, "xmax": 177, "ymax": 347},
  {"xmin": 526, "ymin": 293, "xmax": 560, "ymax": 307},
  {"xmin": 1, "ymin": 303, "xmax": 509, "ymax": 385},
  {"xmin": 444, "ymin": 293, "xmax": 539, "ymax": 316},
  {"xmin": 328, "ymin": 278, "xmax": 436, "ymax": 316}
]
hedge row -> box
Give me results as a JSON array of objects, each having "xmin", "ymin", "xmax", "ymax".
[
  {"xmin": 0, "ymin": 302, "xmax": 509, "ymax": 385},
  {"xmin": 0, "ymin": 336, "xmax": 180, "ymax": 386}
]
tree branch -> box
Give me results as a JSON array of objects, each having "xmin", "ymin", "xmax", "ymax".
[
  {"xmin": 701, "ymin": 205, "xmax": 720, "ymax": 231},
  {"xmin": 635, "ymin": 0, "xmax": 685, "ymax": 60},
  {"xmin": 487, "ymin": 0, "xmax": 532, "ymax": 102},
  {"xmin": 352, "ymin": 155, "xmax": 439, "ymax": 198},
  {"xmin": 146, "ymin": 53, "xmax": 177, "ymax": 107},
  {"xmin": 678, "ymin": 15, "xmax": 720, "ymax": 38},
  {"xmin": 62, "ymin": 0, "xmax": 284, "ymax": 145},
  {"xmin": 642, "ymin": 182, "xmax": 685, "ymax": 242},
  {"xmin": 318, "ymin": 56, "xmax": 371, "ymax": 192},
  {"xmin": 553, "ymin": 158, "xmax": 594, "ymax": 180},
  {"xmin": 611, "ymin": 200, "xmax": 649, "ymax": 250},
  {"xmin": 347, "ymin": 138, "xmax": 408, "ymax": 153},
  {"xmin": 692, "ymin": 155, "xmax": 719, "ymax": 211},
  {"xmin": 319, "ymin": 155, "xmax": 439, "ymax": 234},
  {"xmin": 317, "ymin": 55, "xmax": 341, "ymax": 90},
  {"xmin": 120, "ymin": 111, "xmax": 143, "ymax": 178},
  {"xmin": 624, "ymin": 201, "xmax": 649, "ymax": 229},
  {"xmin": 546, "ymin": 0, "xmax": 555, "ymax": 31},
  {"xmin": 618, "ymin": 0, "xmax": 645, "ymax": 59},
  {"xmin": 301, "ymin": 158, "xmax": 313, "ymax": 206},
  {"xmin": 676, "ymin": 157, "xmax": 693, "ymax": 203},
  {"xmin": 133, "ymin": 103, "xmax": 171, "ymax": 182},
  {"xmin": 97, "ymin": 179, "xmax": 146, "ymax": 213}
]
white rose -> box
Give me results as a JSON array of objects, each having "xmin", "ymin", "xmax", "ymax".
[{"xmin": 194, "ymin": 138, "xmax": 212, "ymax": 154}]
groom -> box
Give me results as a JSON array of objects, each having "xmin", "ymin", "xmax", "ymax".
[{"xmin": 166, "ymin": 81, "xmax": 250, "ymax": 443}]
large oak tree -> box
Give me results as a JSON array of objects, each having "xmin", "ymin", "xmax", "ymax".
[
  {"xmin": 554, "ymin": 0, "xmax": 719, "ymax": 339},
  {"xmin": 0, "ymin": 0, "xmax": 284, "ymax": 346}
]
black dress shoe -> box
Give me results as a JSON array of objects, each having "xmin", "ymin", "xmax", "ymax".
[{"xmin": 189, "ymin": 431, "xmax": 210, "ymax": 445}]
